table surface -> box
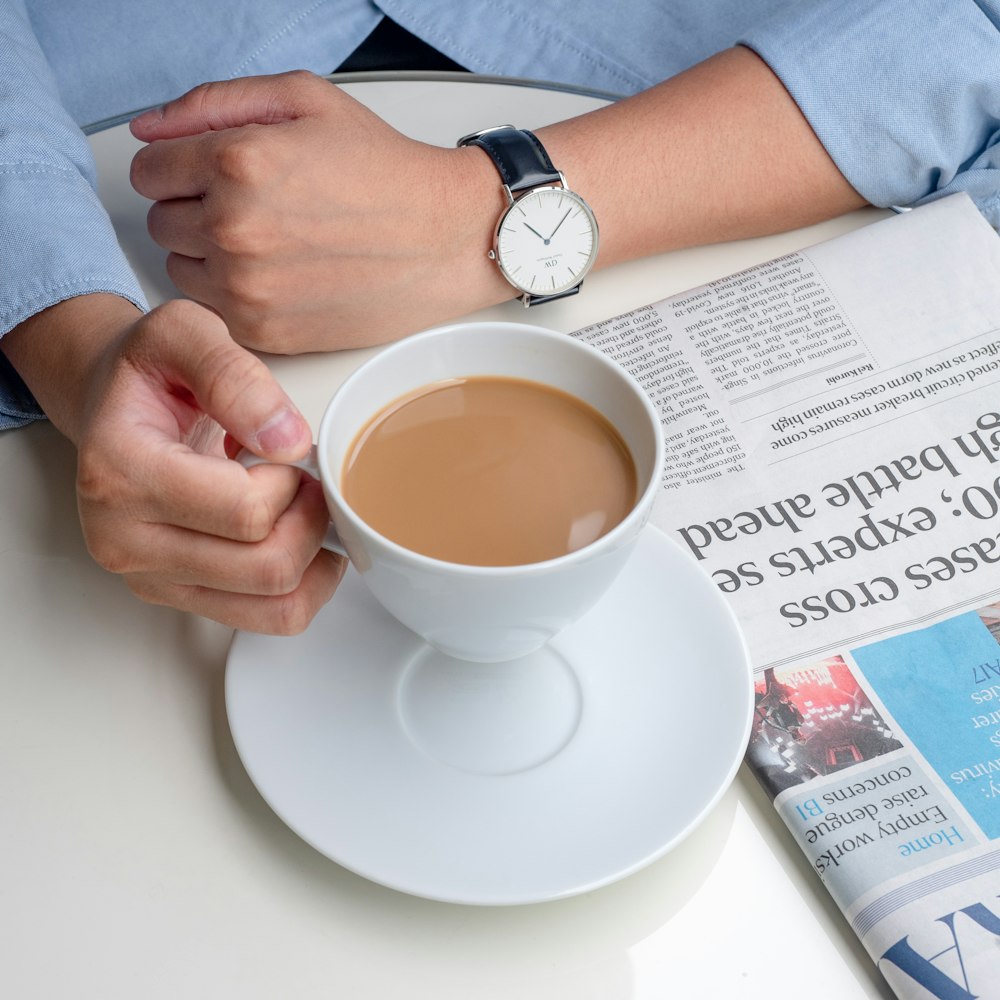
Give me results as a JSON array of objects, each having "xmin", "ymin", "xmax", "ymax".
[{"xmin": 1, "ymin": 75, "xmax": 895, "ymax": 999}]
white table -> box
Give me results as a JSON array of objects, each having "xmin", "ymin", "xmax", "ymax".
[{"xmin": 1, "ymin": 75, "xmax": 895, "ymax": 999}]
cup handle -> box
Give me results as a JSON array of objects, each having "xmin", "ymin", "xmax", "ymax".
[{"xmin": 236, "ymin": 447, "xmax": 347, "ymax": 557}]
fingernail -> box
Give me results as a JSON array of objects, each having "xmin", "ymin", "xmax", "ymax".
[
  {"xmin": 255, "ymin": 407, "xmax": 308, "ymax": 455},
  {"xmin": 131, "ymin": 105, "xmax": 164, "ymax": 130}
]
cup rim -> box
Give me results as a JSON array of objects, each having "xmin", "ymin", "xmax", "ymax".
[{"xmin": 317, "ymin": 321, "xmax": 664, "ymax": 576}]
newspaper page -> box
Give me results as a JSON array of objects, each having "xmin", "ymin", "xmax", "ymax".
[{"xmin": 571, "ymin": 194, "xmax": 1000, "ymax": 1000}]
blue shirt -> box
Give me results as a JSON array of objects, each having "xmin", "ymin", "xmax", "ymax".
[{"xmin": 4, "ymin": 0, "xmax": 1000, "ymax": 428}]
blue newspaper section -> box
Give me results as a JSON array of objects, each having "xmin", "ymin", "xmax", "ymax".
[
  {"xmin": 776, "ymin": 754, "xmax": 975, "ymax": 911},
  {"xmin": 852, "ymin": 611, "xmax": 1000, "ymax": 840}
]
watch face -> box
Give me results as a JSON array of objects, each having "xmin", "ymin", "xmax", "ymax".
[{"xmin": 495, "ymin": 187, "xmax": 599, "ymax": 297}]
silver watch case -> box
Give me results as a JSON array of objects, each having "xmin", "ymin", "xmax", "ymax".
[{"xmin": 488, "ymin": 181, "xmax": 600, "ymax": 306}]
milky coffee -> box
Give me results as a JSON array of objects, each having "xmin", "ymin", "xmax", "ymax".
[{"xmin": 341, "ymin": 376, "xmax": 638, "ymax": 566}]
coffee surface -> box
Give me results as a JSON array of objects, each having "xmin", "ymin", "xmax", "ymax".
[{"xmin": 341, "ymin": 376, "xmax": 637, "ymax": 566}]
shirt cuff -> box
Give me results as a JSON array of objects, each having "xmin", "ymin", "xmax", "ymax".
[
  {"xmin": 0, "ymin": 165, "xmax": 148, "ymax": 428},
  {"xmin": 739, "ymin": 0, "xmax": 1000, "ymax": 223},
  {"xmin": 0, "ymin": 350, "xmax": 44, "ymax": 430}
]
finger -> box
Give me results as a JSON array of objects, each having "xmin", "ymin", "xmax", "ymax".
[
  {"xmin": 163, "ymin": 252, "xmax": 212, "ymax": 305},
  {"xmin": 147, "ymin": 198, "xmax": 208, "ymax": 257},
  {"xmin": 130, "ymin": 71, "xmax": 325, "ymax": 141},
  {"xmin": 158, "ymin": 256, "xmax": 309, "ymax": 353},
  {"xmin": 224, "ymin": 432, "xmax": 243, "ymax": 460},
  {"xmin": 150, "ymin": 453, "xmax": 307, "ymax": 541},
  {"xmin": 128, "ymin": 548, "xmax": 347, "ymax": 635},
  {"xmin": 127, "ymin": 300, "xmax": 311, "ymax": 462},
  {"xmin": 119, "ymin": 475, "xmax": 332, "ymax": 593},
  {"xmin": 78, "ymin": 300, "xmax": 312, "ymax": 542},
  {"xmin": 80, "ymin": 448, "xmax": 307, "ymax": 560},
  {"xmin": 162, "ymin": 254, "xmax": 286, "ymax": 347},
  {"xmin": 131, "ymin": 133, "xmax": 219, "ymax": 200}
]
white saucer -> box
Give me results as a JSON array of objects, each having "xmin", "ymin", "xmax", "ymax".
[{"xmin": 226, "ymin": 527, "xmax": 753, "ymax": 905}]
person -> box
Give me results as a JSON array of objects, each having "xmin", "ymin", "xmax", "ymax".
[{"xmin": 2, "ymin": 1, "xmax": 1000, "ymax": 634}]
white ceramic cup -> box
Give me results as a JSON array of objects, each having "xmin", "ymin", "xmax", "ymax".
[{"xmin": 247, "ymin": 322, "xmax": 664, "ymax": 662}]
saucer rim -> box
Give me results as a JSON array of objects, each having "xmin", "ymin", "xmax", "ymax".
[{"xmin": 226, "ymin": 526, "xmax": 753, "ymax": 905}]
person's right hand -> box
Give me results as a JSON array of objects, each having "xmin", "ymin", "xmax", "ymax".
[{"xmin": 2, "ymin": 295, "xmax": 345, "ymax": 633}]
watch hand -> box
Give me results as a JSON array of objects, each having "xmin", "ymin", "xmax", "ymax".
[
  {"xmin": 523, "ymin": 222, "xmax": 548, "ymax": 243},
  {"xmin": 547, "ymin": 208, "xmax": 572, "ymax": 240}
]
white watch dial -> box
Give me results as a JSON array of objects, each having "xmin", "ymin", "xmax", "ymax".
[{"xmin": 495, "ymin": 187, "xmax": 599, "ymax": 297}]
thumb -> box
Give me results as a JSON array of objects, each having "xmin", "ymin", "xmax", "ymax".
[
  {"xmin": 130, "ymin": 71, "xmax": 322, "ymax": 141},
  {"xmin": 133, "ymin": 300, "xmax": 312, "ymax": 461}
]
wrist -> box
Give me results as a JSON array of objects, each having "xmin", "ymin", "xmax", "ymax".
[
  {"xmin": 457, "ymin": 126, "xmax": 599, "ymax": 306},
  {"xmin": 433, "ymin": 143, "xmax": 516, "ymax": 312},
  {"xmin": 0, "ymin": 294, "xmax": 142, "ymax": 444},
  {"xmin": 532, "ymin": 47, "xmax": 866, "ymax": 265}
]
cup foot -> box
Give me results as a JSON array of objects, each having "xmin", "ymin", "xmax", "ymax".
[{"xmin": 396, "ymin": 645, "xmax": 582, "ymax": 776}]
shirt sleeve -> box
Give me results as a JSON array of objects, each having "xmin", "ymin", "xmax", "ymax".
[
  {"xmin": 0, "ymin": 0, "xmax": 148, "ymax": 429},
  {"xmin": 740, "ymin": 0, "xmax": 1000, "ymax": 227}
]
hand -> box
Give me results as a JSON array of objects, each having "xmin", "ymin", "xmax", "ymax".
[
  {"xmin": 129, "ymin": 71, "xmax": 513, "ymax": 355},
  {"xmin": 3, "ymin": 296, "xmax": 345, "ymax": 633}
]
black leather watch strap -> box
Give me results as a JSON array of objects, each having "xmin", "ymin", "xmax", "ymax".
[
  {"xmin": 457, "ymin": 125, "xmax": 594, "ymax": 307},
  {"xmin": 458, "ymin": 126, "xmax": 561, "ymax": 192},
  {"xmin": 526, "ymin": 286, "xmax": 581, "ymax": 305}
]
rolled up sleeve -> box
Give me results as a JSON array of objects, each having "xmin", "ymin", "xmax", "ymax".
[
  {"xmin": 740, "ymin": 0, "xmax": 1000, "ymax": 226},
  {"xmin": 0, "ymin": 0, "xmax": 147, "ymax": 428}
]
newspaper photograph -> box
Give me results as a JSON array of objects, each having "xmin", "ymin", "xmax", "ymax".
[{"xmin": 572, "ymin": 193, "xmax": 1000, "ymax": 1000}]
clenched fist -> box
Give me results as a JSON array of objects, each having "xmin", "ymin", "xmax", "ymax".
[{"xmin": 130, "ymin": 71, "xmax": 512, "ymax": 354}]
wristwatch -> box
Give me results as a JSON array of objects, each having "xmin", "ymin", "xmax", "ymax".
[{"xmin": 457, "ymin": 125, "xmax": 599, "ymax": 306}]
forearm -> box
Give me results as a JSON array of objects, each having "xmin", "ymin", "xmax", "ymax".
[
  {"xmin": 0, "ymin": 0, "xmax": 149, "ymax": 432},
  {"xmin": 444, "ymin": 46, "xmax": 866, "ymax": 314},
  {"xmin": 532, "ymin": 46, "xmax": 866, "ymax": 271},
  {"xmin": 127, "ymin": 50, "xmax": 865, "ymax": 353},
  {"xmin": 0, "ymin": 295, "xmax": 142, "ymax": 444}
]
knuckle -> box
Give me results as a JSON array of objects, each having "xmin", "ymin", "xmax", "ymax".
[
  {"xmin": 75, "ymin": 443, "xmax": 110, "ymax": 504},
  {"xmin": 231, "ymin": 321, "xmax": 296, "ymax": 355},
  {"xmin": 216, "ymin": 265, "xmax": 269, "ymax": 308},
  {"xmin": 80, "ymin": 521, "xmax": 136, "ymax": 575},
  {"xmin": 229, "ymin": 491, "xmax": 275, "ymax": 543},
  {"xmin": 222, "ymin": 313, "xmax": 285, "ymax": 353},
  {"xmin": 145, "ymin": 201, "xmax": 168, "ymax": 244},
  {"xmin": 124, "ymin": 574, "xmax": 168, "ymax": 606},
  {"xmin": 201, "ymin": 195, "xmax": 270, "ymax": 258},
  {"xmin": 270, "ymin": 591, "xmax": 315, "ymax": 636},
  {"xmin": 129, "ymin": 147, "xmax": 151, "ymax": 193},
  {"xmin": 75, "ymin": 463, "xmax": 141, "ymax": 575},
  {"xmin": 196, "ymin": 340, "xmax": 268, "ymax": 418},
  {"xmin": 257, "ymin": 542, "xmax": 303, "ymax": 597},
  {"xmin": 77, "ymin": 445, "xmax": 128, "ymax": 515},
  {"xmin": 206, "ymin": 213, "xmax": 261, "ymax": 256},
  {"xmin": 283, "ymin": 68, "xmax": 319, "ymax": 86},
  {"xmin": 185, "ymin": 81, "xmax": 225, "ymax": 126},
  {"xmin": 276, "ymin": 69, "xmax": 324, "ymax": 104},
  {"xmin": 186, "ymin": 80, "xmax": 214, "ymax": 105},
  {"xmin": 164, "ymin": 252, "xmax": 198, "ymax": 297},
  {"xmin": 89, "ymin": 542, "xmax": 135, "ymax": 577},
  {"xmin": 214, "ymin": 135, "xmax": 268, "ymax": 187}
]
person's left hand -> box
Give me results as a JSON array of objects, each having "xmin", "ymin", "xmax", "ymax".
[{"xmin": 129, "ymin": 71, "xmax": 510, "ymax": 355}]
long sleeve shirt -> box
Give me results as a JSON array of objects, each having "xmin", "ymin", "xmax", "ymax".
[{"xmin": 4, "ymin": 0, "xmax": 1000, "ymax": 428}]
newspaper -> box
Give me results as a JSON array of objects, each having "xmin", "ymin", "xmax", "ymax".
[{"xmin": 571, "ymin": 194, "xmax": 1000, "ymax": 999}]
